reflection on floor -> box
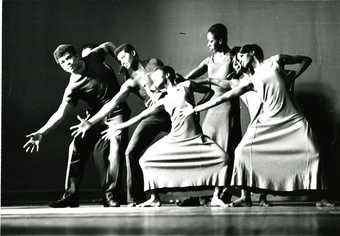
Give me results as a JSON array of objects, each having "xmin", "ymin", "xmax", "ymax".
[{"xmin": 2, "ymin": 204, "xmax": 340, "ymax": 236}]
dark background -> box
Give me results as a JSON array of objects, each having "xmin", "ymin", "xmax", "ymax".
[{"xmin": 2, "ymin": 0, "xmax": 340, "ymax": 204}]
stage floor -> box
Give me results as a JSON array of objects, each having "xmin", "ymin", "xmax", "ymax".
[{"xmin": 2, "ymin": 204, "xmax": 340, "ymax": 236}]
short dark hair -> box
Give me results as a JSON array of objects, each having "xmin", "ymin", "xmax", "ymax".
[
  {"xmin": 113, "ymin": 43, "xmax": 139, "ymax": 58},
  {"xmin": 240, "ymin": 44, "xmax": 264, "ymax": 61},
  {"xmin": 53, "ymin": 44, "xmax": 77, "ymax": 64}
]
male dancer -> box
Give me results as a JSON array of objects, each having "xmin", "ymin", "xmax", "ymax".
[
  {"xmin": 24, "ymin": 42, "xmax": 130, "ymax": 207},
  {"xmin": 71, "ymin": 44, "xmax": 172, "ymax": 206}
]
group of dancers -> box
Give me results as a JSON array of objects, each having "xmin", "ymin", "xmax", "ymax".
[{"xmin": 23, "ymin": 23, "xmax": 333, "ymax": 208}]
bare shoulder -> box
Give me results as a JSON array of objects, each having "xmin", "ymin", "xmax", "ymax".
[
  {"xmin": 181, "ymin": 80, "xmax": 191, "ymax": 88},
  {"xmin": 269, "ymin": 54, "xmax": 296, "ymax": 65},
  {"xmin": 265, "ymin": 55, "xmax": 280, "ymax": 64},
  {"xmin": 121, "ymin": 79, "xmax": 137, "ymax": 90},
  {"xmin": 200, "ymin": 56, "xmax": 210, "ymax": 66},
  {"xmin": 263, "ymin": 55, "xmax": 281, "ymax": 69},
  {"xmin": 148, "ymin": 58, "xmax": 163, "ymax": 65},
  {"xmin": 68, "ymin": 74, "xmax": 87, "ymax": 86},
  {"xmin": 145, "ymin": 58, "xmax": 164, "ymax": 72},
  {"xmin": 69, "ymin": 73, "xmax": 79, "ymax": 82}
]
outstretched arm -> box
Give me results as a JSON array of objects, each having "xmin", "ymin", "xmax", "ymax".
[
  {"xmin": 93, "ymin": 42, "xmax": 117, "ymax": 58},
  {"xmin": 101, "ymin": 100, "xmax": 165, "ymax": 140},
  {"xmin": 23, "ymin": 101, "xmax": 74, "ymax": 153},
  {"xmin": 275, "ymin": 54, "xmax": 312, "ymax": 80},
  {"xmin": 91, "ymin": 82, "xmax": 131, "ymax": 124},
  {"xmin": 70, "ymin": 80, "xmax": 133, "ymax": 138},
  {"xmin": 37, "ymin": 101, "xmax": 74, "ymax": 134},
  {"xmin": 192, "ymin": 79, "xmax": 252, "ymax": 113},
  {"xmin": 185, "ymin": 59, "xmax": 208, "ymax": 80},
  {"xmin": 189, "ymin": 81, "xmax": 215, "ymax": 105}
]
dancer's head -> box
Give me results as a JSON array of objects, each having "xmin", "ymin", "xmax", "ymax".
[
  {"xmin": 238, "ymin": 44, "xmax": 264, "ymax": 68},
  {"xmin": 150, "ymin": 65, "xmax": 176, "ymax": 90},
  {"xmin": 114, "ymin": 44, "xmax": 139, "ymax": 70},
  {"xmin": 53, "ymin": 44, "xmax": 81, "ymax": 73},
  {"xmin": 207, "ymin": 23, "xmax": 229, "ymax": 53}
]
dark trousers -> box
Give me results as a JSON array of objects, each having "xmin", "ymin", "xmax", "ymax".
[
  {"xmin": 64, "ymin": 112, "xmax": 129, "ymax": 200},
  {"xmin": 125, "ymin": 109, "xmax": 171, "ymax": 203}
]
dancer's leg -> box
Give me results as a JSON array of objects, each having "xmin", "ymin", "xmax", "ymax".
[
  {"xmin": 229, "ymin": 189, "xmax": 252, "ymax": 207},
  {"xmin": 137, "ymin": 192, "xmax": 161, "ymax": 207},
  {"xmin": 210, "ymin": 187, "xmax": 228, "ymax": 207}
]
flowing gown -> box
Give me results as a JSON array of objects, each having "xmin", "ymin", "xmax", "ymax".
[
  {"xmin": 139, "ymin": 82, "xmax": 229, "ymax": 191},
  {"xmin": 232, "ymin": 57, "xmax": 323, "ymax": 191},
  {"xmin": 201, "ymin": 54, "xmax": 242, "ymax": 155}
]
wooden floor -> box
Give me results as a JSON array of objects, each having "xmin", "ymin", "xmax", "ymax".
[{"xmin": 2, "ymin": 204, "xmax": 340, "ymax": 236}]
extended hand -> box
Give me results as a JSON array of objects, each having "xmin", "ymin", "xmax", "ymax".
[
  {"xmin": 101, "ymin": 125, "xmax": 122, "ymax": 140},
  {"xmin": 23, "ymin": 132, "xmax": 43, "ymax": 153},
  {"xmin": 70, "ymin": 115, "xmax": 92, "ymax": 138},
  {"xmin": 177, "ymin": 105, "xmax": 195, "ymax": 121}
]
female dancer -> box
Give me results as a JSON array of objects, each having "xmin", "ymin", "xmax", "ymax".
[
  {"xmin": 185, "ymin": 24, "xmax": 242, "ymax": 202},
  {"xmin": 182, "ymin": 44, "xmax": 327, "ymax": 206},
  {"xmin": 102, "ymin": 66, "xmax": 239, "ymax": 207},
  {"xmin": 186, "ymin": 23, "xmax": 241, "ymax": 153}
]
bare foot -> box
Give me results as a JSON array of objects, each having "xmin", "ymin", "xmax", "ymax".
[
  {"xmin": 220, "ymin": 188, "xmax": 232, "ymax": 203},
  {"xmin": 259, "ymin": 195, "xmax": 271, "ymax": 207},
  {"xmin": 127, "ymin": 202, "xmax": 137, "ymax": 207},
  {"xmin": 210, "ymin": 197, "xmax": 228, "ymax": 207},
  {"xmin": 316, "ymin": 199, "xmax": 335, "ymax": 207},
  {"xmin": 137, "ymin": 199, "xmax": 161, "ymax": 207},
  {"xmin": 259, "ymin": 199, "xmax": 271, "ymax": 207},
  {"xmin": 229, "ymin": 197, "xmax": 252, "ymax": 207}
]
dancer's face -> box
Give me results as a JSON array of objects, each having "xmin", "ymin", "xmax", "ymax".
[
  {"xmin": 150, "ymin": 69, "xmax": 166, "ymax": 90},
  {"xmin": 206, "ymin": 32, "xmax": 218, "ymax": 52},
  {"xmin": 237, "ymin": 52, "xmax": 253, "ymax": 68},
  {"xmin": 117, "ymin": 50, "xmax": 135, "ymax": 69},
  {"xmin": 58, "ymin": 52, "xmax": 80, "ymax": 74}
]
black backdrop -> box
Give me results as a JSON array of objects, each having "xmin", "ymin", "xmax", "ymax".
[{"xmin": 2, "ymin": 0, "xmax": 340, "ymax": 203}]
